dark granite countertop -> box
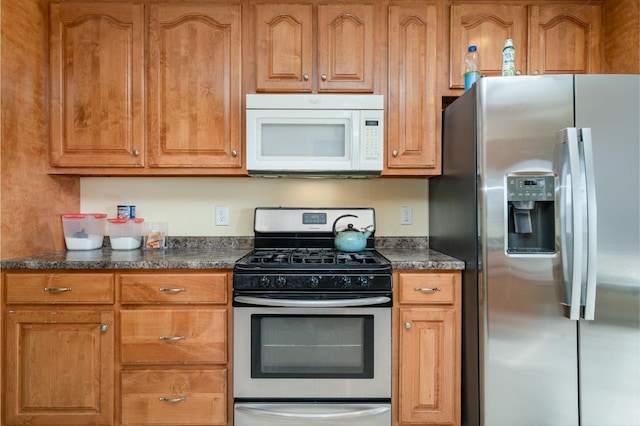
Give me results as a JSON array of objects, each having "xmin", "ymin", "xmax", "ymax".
[{"xmin": 0, "ymin": 237, "xmax": 464, "ymax": 271}]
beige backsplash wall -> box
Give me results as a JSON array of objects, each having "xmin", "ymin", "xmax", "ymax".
[{"xmin": 81, "ymin": 177, "xmax": 429, "ymax": 237}]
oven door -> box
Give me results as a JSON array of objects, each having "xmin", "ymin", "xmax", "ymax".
[{"xmin": 233, "ymin": 296, "xmax": 391, "ymax": 399}]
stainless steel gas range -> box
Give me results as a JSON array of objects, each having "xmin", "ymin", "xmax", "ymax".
[{"xmin": 233, "ymin": 207, "xmax": 392, "ymax": 426}]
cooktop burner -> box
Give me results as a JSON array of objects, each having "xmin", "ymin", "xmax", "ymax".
[{"xmin": 239, "ymin": 248, "xmax": 387, "ymax": 267}]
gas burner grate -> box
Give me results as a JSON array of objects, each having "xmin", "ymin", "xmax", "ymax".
[{"xmin": 242, "ymin": 248, "xmax": 384, "ymax": 266}]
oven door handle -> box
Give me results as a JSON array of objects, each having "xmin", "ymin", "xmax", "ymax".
[
  {"xmin": 236, "ymin": 404, "xmax": 390, "ymax": 420},
  {"xmin": 234, "ymin": 295, "xmax": 391, "ymax": 308}
]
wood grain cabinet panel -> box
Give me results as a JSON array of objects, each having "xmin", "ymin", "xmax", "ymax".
[
  {"xmin": 49, "ymin": 3, "xmax": 144, "ymax": 167},
  {"xmin": 121, "ymin": 369, "xmax": 227, "ymax": 425},
  {"xmin": 450, "ymin": 2, "xmax": 602, "ymax": 90},
  {"xmin": 120, "ymin": 273, "xmax": 228, "ymax": 304},
  {"xmin": 254, "ymin": 2, "xmax": 375, "ymax": 93},
  {"xmin": 528, "ymin": 3, "xmax": 602, "ymax": 75},
  {"xmin": 393, "ymin": 271, "xmax": 461, "ymax": 425},
  {"xmin": 147, "ymin": 4, "xmax": 242, "ymax": 168},
  {"xmin": 4, "ymin": 273, "xmax": 115, "ymax": 304},
  {"xmin": 4, "ymin": 310, "xmax": 115, "ymax": 425},
  {"xmin": 120, "ymin": 309, "xmax": 227, "ymax": 364},
  {"xmin": 387, "ymin": 3, "xmax": 439, "ymax": 174},
  {"xmin": 450, "ymin": 3, "xmax": 528, "ymax": 89}
]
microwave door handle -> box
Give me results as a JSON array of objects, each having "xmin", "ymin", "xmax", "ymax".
[
  {"xmin": 235, "ymin": 404, "xmax": 390, "ymax": 420},
  {"xmin": 233, "ymin": 295, "xmax": 390, "ymax": 308}
]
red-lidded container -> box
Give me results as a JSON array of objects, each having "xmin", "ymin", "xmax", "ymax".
[
  {"xmin": 61, "ymin": 213, "xmax": 107, "ymax": 250},
  {"xmin": 108, "ymin": 218, "xmax": 144, "ymax": 250}
]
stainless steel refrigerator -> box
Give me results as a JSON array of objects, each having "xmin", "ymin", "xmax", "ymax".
[{"xmin": 430, "ymin": 75, "xmax": 640, "ymax": 426}]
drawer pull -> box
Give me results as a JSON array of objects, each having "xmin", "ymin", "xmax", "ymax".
[
  {"xmin": 44, "ymin": 287, "xmax": 72, "ymax": 293},
  {"xmin": 159, "ymin": 335, "xmax": 186, "ymax": 342},
  {"xmin": 414, "ymin": 287, "xmax": 442, "ymax": 293},
  {"xmin": 159, "ymin": 287, "xmax": 187, "ymax": 293},
  {"xmin": 159, "ymin": 396, "xmax": 186, "ymax": 403}
]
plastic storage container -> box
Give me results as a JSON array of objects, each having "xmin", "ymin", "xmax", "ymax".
[
  {"xmin": 61, "ymin": 213, "xmax": 107, "ymax": 250},
  {"xmin": 108, "ymin": 218, "xmax": 144, "ymax": 250},
  {"xmin": 464, "ymin": 45, "xmax": 480, "ymax": 91}
]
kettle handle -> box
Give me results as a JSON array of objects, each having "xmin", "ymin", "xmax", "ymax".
[{"xmin": 332, "ymin": 214, "xmax": 358, "ymax": 236}]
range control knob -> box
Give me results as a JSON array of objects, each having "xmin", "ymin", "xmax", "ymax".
[
  {"xmin": 310, "ymin": 276, "xmax": 320, "ymax": 288},
  {"xmin": 259, "ymin": 276, "xmax": 271, "ymax": 288},
  {"xmin": 358, "ymin": 276, "xmax": 371, "ymax": 288},
  {"xmin": 341, "ymin": 276, "xmax": 352, "ymax": 288},
  {"xmin": 276, "ymin": 276, "xmax": 287, "ymax": 288}
]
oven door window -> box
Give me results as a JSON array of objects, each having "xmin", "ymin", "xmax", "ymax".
[{"xmin": 251, "ymin": 315, "xmax": 374, "ymax": 378}]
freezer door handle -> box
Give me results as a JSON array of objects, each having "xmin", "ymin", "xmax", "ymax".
[
  {"xmin": 580, "ymin": 128, "xmax": 598, "ymax": 320},
  {"xmin": 565, "ymin": 128, "xmax": 585, "ymax": 321}
]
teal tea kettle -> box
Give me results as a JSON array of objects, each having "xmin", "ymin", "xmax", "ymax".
[{"xmin": 332, "ymin": 214, "xmax": 374, "ymax": 252}]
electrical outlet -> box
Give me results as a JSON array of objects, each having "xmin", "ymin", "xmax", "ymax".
[
  {"xmin": 400, "ymin": 206, "xmax": 413, "ymax": 225},
  {"xmin": 215, "ymin": 206, "xmax": 229, "ymax": 226}
]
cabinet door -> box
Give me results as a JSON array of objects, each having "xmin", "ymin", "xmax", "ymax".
[
  {"xmin": 529, "ymin": 4, "xmax": 602, "ymax": 75},
  {"xmin": 399, "ymin": 308, "xmax": 457, "ymax": 425},
  {"xmin": 148, "ymin": 4, "xmax": 242, "ymax": 168},
  {"xmin": 4, "ymin": 310, "xmax": 114, "ymax": 425},
  {"xmin": 450, "ymin": 3, "xmax": 528, "ymax": 89},
  {"xmin": 49, "ymin": 3, "xmax": 144, "ymax": 167},
  {"xmin": 255, "ymin": 3, "xmax": 314, "ymax": 92},
  {"xmin": 387, "ymin": 4, "xmax": 438, "ymax": 172},
  {"xmin": 317, "ymin": 4, "xmax": 375, "ymax": 92}
]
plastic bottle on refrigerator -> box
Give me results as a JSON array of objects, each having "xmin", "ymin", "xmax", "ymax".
[
  {"xmin": 464, "ymin": 45, "xmax": 480, "ymax": 91},
  {"xmin": 502, "ymin": 39, "xmax": 516, "ymax": 76}
]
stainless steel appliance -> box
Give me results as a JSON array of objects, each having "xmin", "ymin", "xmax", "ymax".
[
  {"xmin": 245, "ymin": 95, "xmax": 384, "ymax": 177},
  {"xmin": 430, "ymin": 75, "xmax": 640, "ymax": 426},
  {"xmin": 233, "ymin": 207, "xmax": 392, "ymax": 425}
]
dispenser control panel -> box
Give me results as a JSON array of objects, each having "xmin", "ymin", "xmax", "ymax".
[{"xmin": 507, "ymin": 175, "xmax": 554, "ymax": 202}]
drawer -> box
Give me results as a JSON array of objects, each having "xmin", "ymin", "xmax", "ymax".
[
  {"xmin": 121, "ymin": 309, "xmax": 227, "ymax": 364},
  {"xmin": 121, "ymin": 369, "xmax": 226, "ymax": 425},
  {"xmin": 120, "ymin": 273, "xmax": 227, "ymax": 304},
  {"xmin": 4, "ymin": 273, "xmax": 114, "ymax": 304},
  {"xmin": 398, "ymin": 272, "xmax": 459, "ymax": 305}
]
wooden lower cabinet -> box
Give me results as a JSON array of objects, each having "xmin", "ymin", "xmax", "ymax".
[
  {"xmin": 118, "ymin": 271, "xmax": 231, "ymax": 426},
  {"xmin": 393, "ymin": 270, "xmax": 461, "ymax": 425},
  {"xmin": 1, "ymin": 270, "xmax": 231, "ymax": 426}
]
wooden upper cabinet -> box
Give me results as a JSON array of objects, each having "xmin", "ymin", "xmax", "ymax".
[
  {"xmin": 254, "ymin": 2, "xmax": 375, "ymax": 93},
  {"xmin": 450, "ymin": 3, "xmax": 528, "ymax": 89},
  {"xmin": 450, "ymin": 2, "xmax": 602, "ymax": 90},
  {"xmin": 147, "ymin": 4, "xmax": 242, "ymax": 168},
  {"xmin": 317, "ymin": 4, "xmax": 375, "ymax": 92},
  {"xmin": 386, "ymin": 3, "xmax": 439, "ymax": 174},
  {"xmin": 528, "ymin": 4, "xmax": 602, "ymax": 75},
  {"xmin": 49, "ymin": 3, "xmax": 144, "ymax": 167},
  {"xmin": 255, "ymin": 3, "xmax": 314, "ymax": 92}
]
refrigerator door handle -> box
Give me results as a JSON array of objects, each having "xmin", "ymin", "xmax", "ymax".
[
  {"xmin": 565, "ymin": 128, "xmax": 584, "ymax": 321},
  {"xmin": 579, "ymin": 128, "xmax": 598, "ymax": 320}
]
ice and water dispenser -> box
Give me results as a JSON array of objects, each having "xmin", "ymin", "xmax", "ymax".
[{"xmin": 506, "ymin": 174, "xmax": 556, "ymax": 254}]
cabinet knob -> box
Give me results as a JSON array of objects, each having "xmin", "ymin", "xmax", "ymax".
[
  {"xmin": 405, "ymin": 322, "xmax": 412, "ymax": 329},
  {"xmin": 231, "ymin": 150, "xmax": 238, "ymax": 157},
  {"xmin": 100, "ymin": 324, "xmax": 108, "ymax": 332},
  {"xmin": 533, "ymin": 70, "xmax": 540, "ymax": 75},
  {"xmin": 392, "ymin": 150, "xmax": 399, "ymax": 157},
  {"xmin": 321, "ymin": 74, "xmax": 327, "ymax": 81},
  {"xmin": 133, "ymin": 149, "xmax": 140, "ymax": 157},
  {"xmin": 303, "ymin": 73, "xmax": 310, "ymax": 81}
]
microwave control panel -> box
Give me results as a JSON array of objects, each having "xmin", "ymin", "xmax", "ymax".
[{"xmin": 362, "ymin": 118, "xmax": 383, "ymax": 161}]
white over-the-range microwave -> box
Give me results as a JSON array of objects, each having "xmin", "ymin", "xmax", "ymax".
[{"xmin": 246, "ymin": 94, "xmax": 384, "ymax": 177}]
